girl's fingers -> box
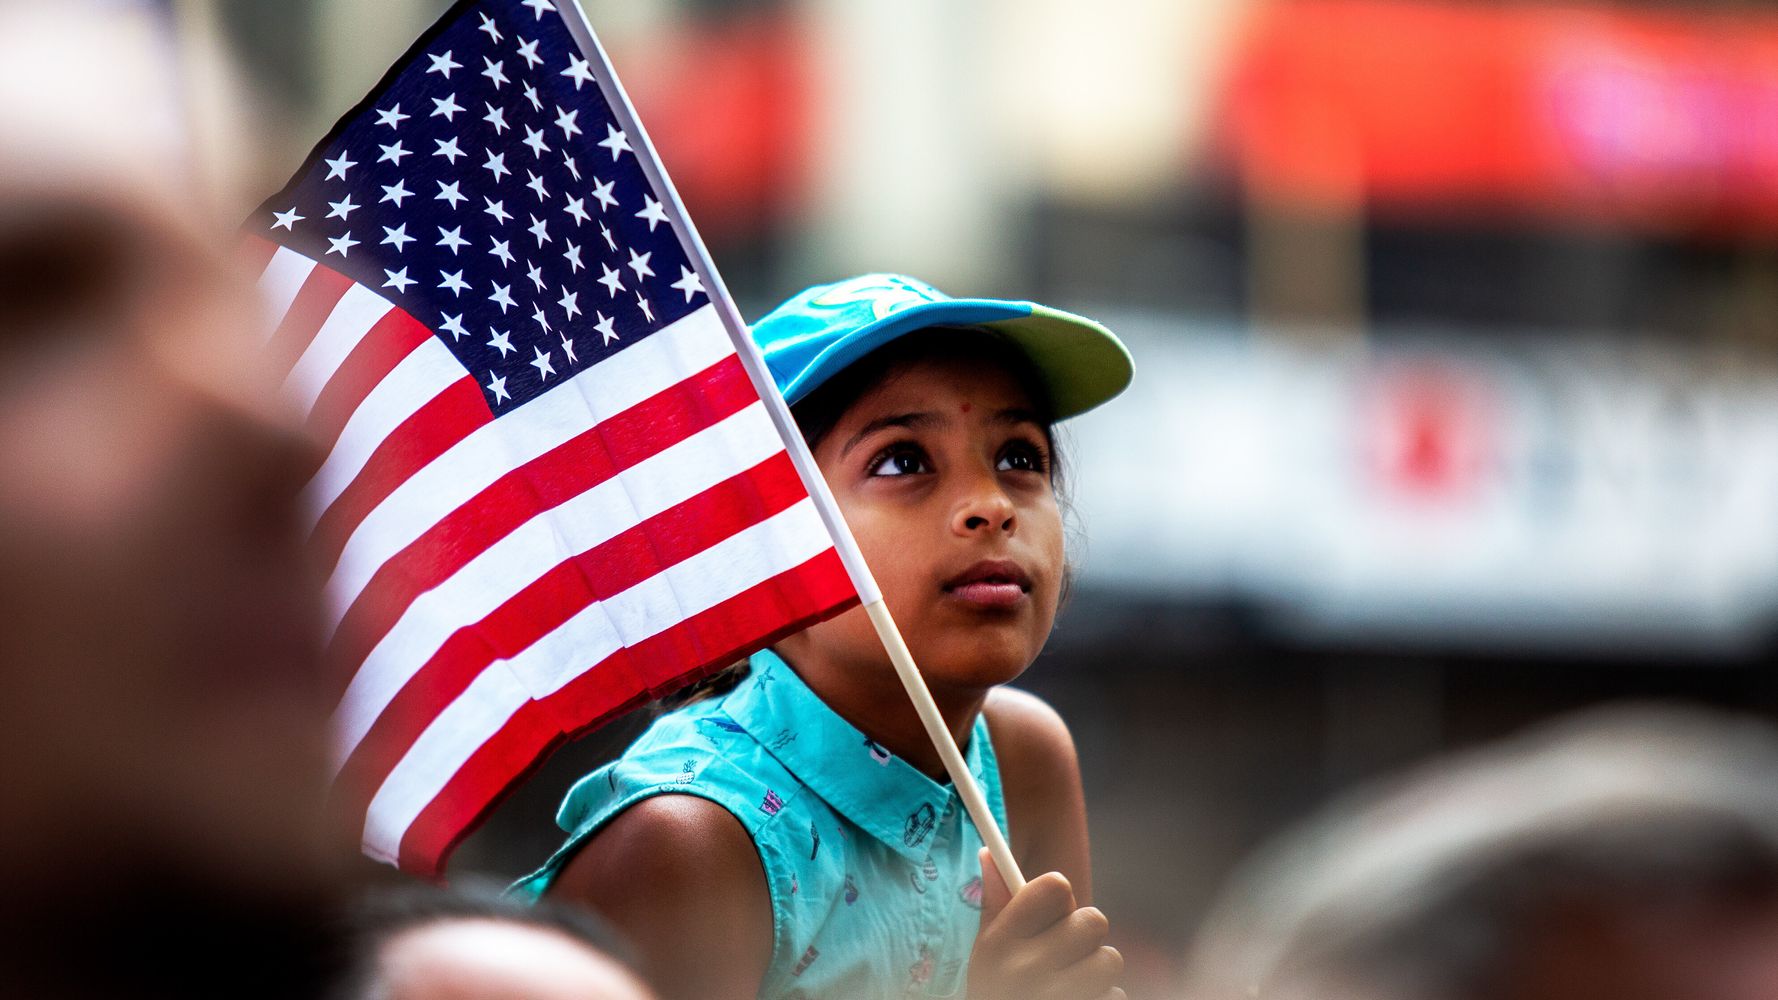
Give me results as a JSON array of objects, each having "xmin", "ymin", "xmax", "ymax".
[
  {"xmin": 1036, "ymin": 945, "xmax": 1124, "ymax": 1000},
  {"xmin": 978, "ymin": 847, "xmax": 1014, "ymax": 924},
  {"xmin": 988, "ymin": 871, "xmax": 1077, "ymax": 941},
  {"xmin": 1025, "ymin": 905, "xmax": 1112, "ymax": 968}
]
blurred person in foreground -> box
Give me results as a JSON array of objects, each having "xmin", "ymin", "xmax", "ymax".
[
  {"xmin": 1184, "ymin": 705, "xmax": 1778, "ymax": 1000},
  {"xmin": 334, "ymin": 883, "xmax": 656, "ymax": 1000},
  {"xmin": 0, "ymin": 5, "xmax": 343, "ymax": 997}
]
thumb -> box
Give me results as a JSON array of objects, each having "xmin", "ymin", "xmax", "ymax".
[{"xmin": 977, "ymin": 846, "xmax": 1013, "ymax": 927}]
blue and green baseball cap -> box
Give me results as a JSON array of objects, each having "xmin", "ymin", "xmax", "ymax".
[{"xmin": 749, "ymin": 274, "xmax": 1133, "ymax": 421}]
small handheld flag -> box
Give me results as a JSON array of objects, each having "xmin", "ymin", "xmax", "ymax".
[
  {"xmin": 245, "ymin": 0, "xmax": 859, "ymax": 876},
  {"xmin": 245, "ymin": 0, "xmax": 1026, "ymax": 890}
]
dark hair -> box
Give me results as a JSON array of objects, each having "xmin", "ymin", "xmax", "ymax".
[
  {"xmin": 329, "ymin": 880, "xmax": 638, "ymax": 1000},
  {"xmin": 662, "ymin": 326, "xmax": 1069, "ymax": 709}
]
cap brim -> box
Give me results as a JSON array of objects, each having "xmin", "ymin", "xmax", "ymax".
[{"xmin": 779, "ymin": 299, "xmax": 1133, "ymax": 421}]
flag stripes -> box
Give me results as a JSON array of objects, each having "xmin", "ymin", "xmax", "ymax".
[{"xmin": 252, "ymin": 246, "xmax": 854, "ymax": 873}]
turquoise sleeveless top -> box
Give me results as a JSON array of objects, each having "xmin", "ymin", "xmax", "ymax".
[{"xmin": 514, "ymin": 649, "xmax": 1008, "ymax": 999}]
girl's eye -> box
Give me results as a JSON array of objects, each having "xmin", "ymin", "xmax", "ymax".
[
  {"xmin": 868, "ymin": 445, "xmax": 931, "ymax": 477},
  {"xmin": 997, "ymin": 440, "xmax": 1048, "ymax": 474}
]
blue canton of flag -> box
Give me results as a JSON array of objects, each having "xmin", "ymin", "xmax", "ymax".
[{"xmin": 255, "ymin": 0, "xmax": 709, "ymax": 413}]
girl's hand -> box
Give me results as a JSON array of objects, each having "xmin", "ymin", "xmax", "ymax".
[{"xmin": 967, "ymin": 848, "xmax": 1126, "ymax": 1000}]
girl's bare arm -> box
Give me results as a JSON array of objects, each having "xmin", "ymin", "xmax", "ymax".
[{"xmin": 548, "ymin": 795, "xmax": 773, "ymax": 1000}]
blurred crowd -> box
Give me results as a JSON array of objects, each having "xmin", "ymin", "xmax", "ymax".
[{"xmin": 8, "ymin": 3, "xmax": 1778, "ymax": 999}]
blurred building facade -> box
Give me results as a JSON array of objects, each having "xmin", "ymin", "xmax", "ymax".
[{"xmin": 209, "ymin": 0, "xmax": 1778, "ymax": 994}]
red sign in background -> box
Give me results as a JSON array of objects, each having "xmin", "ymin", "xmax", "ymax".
[{"xmin": 1223, "ymin": 0, "xmax": 1778, "ymax": 233}]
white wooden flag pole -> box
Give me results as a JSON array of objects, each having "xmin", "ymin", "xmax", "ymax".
[{"xmin": 556, "ymin": 0, "xmax": 1029, "ymax": 894}]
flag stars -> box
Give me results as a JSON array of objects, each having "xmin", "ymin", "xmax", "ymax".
[
  {"xmin": 375, "ymin": 103, "xmax": 409, "ymax": 129},
  {"xmin": 531, "ymin": 304, "xmax": 551, "ymax": 333},
  {"xmin": 598, "ymin": 123, "xmax": 630, "ymax": 159},
  {"xmin": 327, "ymin": 231, "xmax": 360, "ymax": 257},
  {"xmin": 636, "ymin": 196, "xmax": 668, "ymax": 231},
  {"xmin": 563, "ymin": 153, "xmax": 580, "ymax": 181},
  {"xmin": 381, "ymin": 223, "xmax": 414, "ymax": 251},
  {"xmin": 487, "ymin": 371, "xmax": 510, "ymax": 404},
  {"xmin": 379, "ymin": 179, "xmax": 413, "ymax": 207},
  {"xmin": 591, "ymin": 177, "xmax": 617, "ymax": 211},
  {"xmin": 515, "ymin": 37, "xmax": 543, "ymax": 70},
  {"xmin": 482, "ymin": 56, "xmax": 509, "ymax": 89},
  {"xmin": 600, "ymin": 222, "xmax": 617, "ymax": 251},
  {"xmin": 382, "ymin": 266, "xmax": 414, "ymax": 293},
  {"xmin": 526, "ymin": 171, "xmax": 549, "ymax": 201},
  {"xmin": 558, "ymin": 287, "xmax": 581, "ymax": 320},
  {"xmin": 672, "ymin": 266, "xmax": 705, "ymax": 302},
  {"xmin": 489, "ymin": 237, "xmax": 514, "ymax": 267},
  {"xmin": 477, "ymin": 13, "xmax": 502, "ymax": 44},
  {"xmin": 556, "ymin": 106, "xmax": 583, "ymax": 141},
  {"xmin": 438, "ymin": 269, "xmax": 470, "ymax": 296},
  {"xmin": 529, "ymin": 345, "xmax": 556, "ymax": 380},
  {"xmin": 484, "ymin": 197, "xmax": 512, "ymax": 224},
  {"xmin": 489, "ymin": 282, "xmax": 517, "ymax": 313},
  {"xmin": 563, "ymin": 241, "xmax": 584, "ymax": 273},
  {"xmin": 487, "ymin": 328, "xmax": 515, "ymax": 357},
  {"xmin": 522, "ymin": 125, "xmax": 550, "ymax": 159},
  {"xmin": 526, "ymin": 260, "xmax": 547, "ymax": 292},
  {"xmin": 437, "ymin": 180, "xmax": 467, "ymax": 209},
  {"xmin": 522, "ymin": 81, "xmax": 543, "ymax": 113},
  {"xmin": 323, "ymin": 152, "xmax": 356, "ymax": 181},
  {"xmin": 627, "ymin": 248, "xmax": 654, "ymax": 281},
  {"xmin": 562, "ymin": 54, "xmax": 594, "ymax": 90},
  {"xmin": 440, "ymin": 313, "xmax": 468, "ymax": 340},
  {"xmin": 564, "ymin": 196, "xmax": 589, "ymax": 226},
  {"xmin": 522, "ymin": 0, "xmax": 556, "ymax": 20},
  {"xmin": 427, "ymin": 50, "xmax": 461, "ymax": 78},
  {"xmin": 598, "ymin": 263, "xmax": 624, "ymax": 297},
  {"xmin": 431, "ymin": 93, "xmax": 464, "ymax": 121},
  {"xmin": 378, "ymin": 140, "xmax": 411, "ymax": 165},
  {"xmin": 594, "ymin": 311, "xmax": 618, "ymax": 344},
  {"xmin": 483, "ymin": 103, "xmax": 509, "ymax": 134},
  {"xmin": 437, "ymin": 225, "xmax": 468, "ymax": 254},
  {"xmin": 434, "ymin": 136, "xmax": 466, "ymax": 163},
  {"xmin": 326, "ymin": 195, "xmax": 359, "ymax": 220},
  {"xmin": 560, "ymin": 334, "xmax": 579, "ymax": 365},
  {"xmin": 636, "ymin": 294, "xmax": 654, "ymax": 322},
  {"xmin": 271, "ymin": 207, "xmax": 302, "ymax": 230},
  {"xmin": 528, "ymin": 215, "xmax": 552, "ymax": 247},
  {"xmin": 483, "ymin": 149, "xmax": 510, "ymax": 181}
]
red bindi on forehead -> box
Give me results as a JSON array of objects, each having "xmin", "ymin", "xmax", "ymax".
[{"xmin": 960, "ymin": 402, "xmax": 971, "ymax": 413}]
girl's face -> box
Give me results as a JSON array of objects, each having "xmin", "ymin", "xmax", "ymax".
[{"xmin": 791, "ymin": 352, "xmax": 1064, "ymax": 691}]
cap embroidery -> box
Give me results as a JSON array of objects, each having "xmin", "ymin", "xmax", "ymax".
[{"xmin": 809, "ymin": 274, "xmax": 943, "ymax": 321}]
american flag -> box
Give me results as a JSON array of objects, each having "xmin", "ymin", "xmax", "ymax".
[{"xmin": 243, "ymin": 0, "xmax": 857, "ymax": 876}]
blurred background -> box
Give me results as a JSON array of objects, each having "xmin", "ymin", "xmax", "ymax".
[{"xmin": 182, "ymin": 0, "xmax": 1778, "ymax": 993}]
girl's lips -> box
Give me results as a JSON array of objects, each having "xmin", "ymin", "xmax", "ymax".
[
  {"xmin": 945, "ymin": 580, "xmax": 1028, "ymax": 608},
  {"xmin": 942, "ymin": 559, "xmax": 1032, "ymax": 608}
]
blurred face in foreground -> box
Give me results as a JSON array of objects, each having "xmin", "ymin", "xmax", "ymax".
[
  {"xmin": 0, "ymin": 200, "xmax": 339, "ymax": 989},
  {"xmin": 779, "ymin": 346, "xmax": 1064, "ymax": 695},
  {"xmin": 375, "ymin": 919, "xmax": 657, "ymax": 1000}
]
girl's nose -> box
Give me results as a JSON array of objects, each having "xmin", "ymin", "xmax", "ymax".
[{"xmin": 951, "ymin": 475, "xmax": 1016, "ymax": 536}]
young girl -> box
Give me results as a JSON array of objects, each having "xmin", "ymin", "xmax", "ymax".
[{"xmin": 516, "ymin": 274, "xmax": 1134, "ymax": 1000}]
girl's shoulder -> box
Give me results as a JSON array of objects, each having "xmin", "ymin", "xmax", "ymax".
[
  {"xmin": 982, "ymin": 685, "xmax": 1080, "ymax": 787},
  {"xmin": 982, "ymin": 686, "xmax": 1093, "ymax": 895},
  {"xmin": 562, "ymin": 698, "xmax": 809, "ymax": 840}
]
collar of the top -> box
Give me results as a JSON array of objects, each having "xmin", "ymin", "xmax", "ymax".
[{"xmin": 723, "ymin": 648, "xmax": 993, "ymax": 864}]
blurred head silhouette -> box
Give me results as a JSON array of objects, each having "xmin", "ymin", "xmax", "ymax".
[
  {"xmin": 1185, "ymin": 704, "xmax": 1778, "ymax": 1000},
  {"xmin": 0, "ymin": 4, "xmax": 340, "ymax": 997},
  {"xmin": 337, "ymin": 883, "xmax": 657, "ymax": 1000}
]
